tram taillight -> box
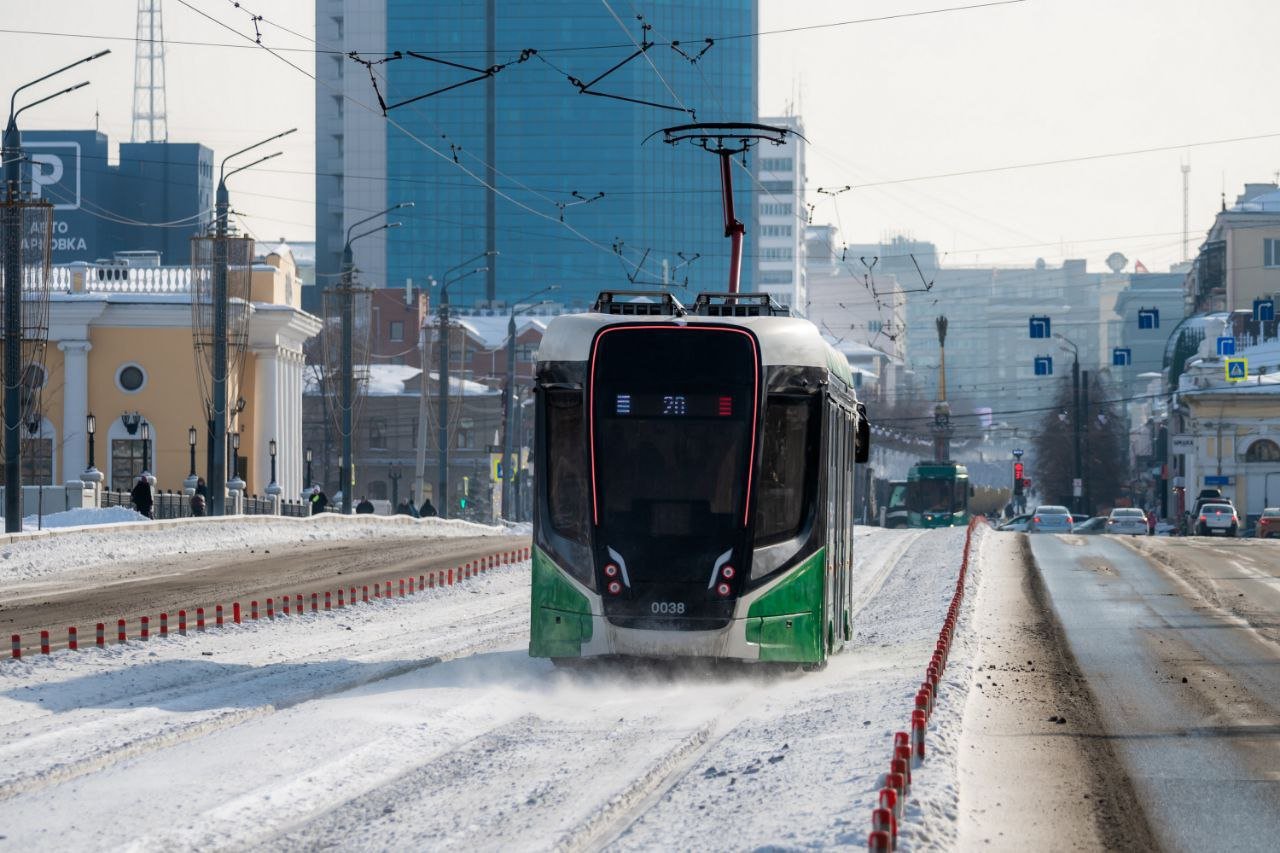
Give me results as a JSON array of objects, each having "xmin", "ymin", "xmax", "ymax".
[
  {"xmin": 604, "ymin": 563, "xmax": 619, "ymax": 578},
  {"xmin": 715, "ymin": 583, "xmax": 731, "ymax": 597},
  {"xmin": 607, "ymin": 580, "xmax": 622, "ymax": 595},
  {"xmin": 721, "ymin": 565, "xmax": 735, "ymax": 580}
]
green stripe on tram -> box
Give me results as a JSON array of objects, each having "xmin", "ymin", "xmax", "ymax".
[
  {"xmin": 745, "ymin": 549, "xmax": 825, "ymax": 663},
  {"xmin": 529, "ymin": 546, "xmax": 593, "ymax": 658}
]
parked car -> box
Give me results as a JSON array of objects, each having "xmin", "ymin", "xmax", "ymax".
[
  {"xmin": 995, "ymin": 513, "xmax": 1032, "ymax": 532},
  {"xmin": 1257, "ymin": 507, "xmax": 1280, "ymax": 539},
  {"xmin": 1028, "ymin": 505, "xmax": 1073, "ymax": 534},
  {"xmin": 1105, "ymin": 507, "xmax": 1149, "ymax": 535},
  {"xmin": 1072, "ymin": 516, "xmax": 1108, "ymax": 534},
  {"xmin": 1195, "ymin": 503, "xmax": 1239, "ymax": 537}
]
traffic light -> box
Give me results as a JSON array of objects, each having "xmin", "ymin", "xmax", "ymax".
[
  {"xmin": 459, "ymin": 475, "xmax": 470, "ymax": 509},
  {"xmin": 1013, "ymin": 461, "xmax": 1024, "ymax": 480}
]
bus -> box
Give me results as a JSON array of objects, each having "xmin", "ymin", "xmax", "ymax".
[
  {"xmin": 530, "ymin": 291, "xmax": 870, "ymax": 668},
  {"xmin": 907, "ymin": 460, "xmax": 971, "ymax": 528}
]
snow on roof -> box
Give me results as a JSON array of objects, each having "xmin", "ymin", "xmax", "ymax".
[
  {"xmin": 452, "ymin": 315, "xmax": 549, "ymax": 349},
  {"xmin": 304, "ymin": 364, "xmax": 497, "ymax": 396}
]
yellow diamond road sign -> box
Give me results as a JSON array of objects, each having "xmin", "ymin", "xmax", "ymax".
[{"xmin": 1225, "ymin": 357, "xmax": 1248, "ymax": 382}]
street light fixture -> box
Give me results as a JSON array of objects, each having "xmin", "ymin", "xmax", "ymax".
[
  {"xmin": 337, "ymin": 209, "xmax": 408, "ymax": 515},
  {"xmin": 501, "ymin": 285, "xmax": 559, "ymax": 519},
  {"xmin": 268, "ymin": 438, "xmax": 278, "ymax": 488},
  {"xmin": 304, "ymin": 446, "xmax": 313, "ymax": 489},
  {"xmin": 140, "ymin": 420, "xmax": 151, "ymax": 473},
  {"xmin": 85, "ymin": 413, "xmax": 97, "ymax": 473},
  {"xmin": 230, "ymin": 431, "xmax": 240, "ymax": 481},
  {"xmin": 188, "ymin": 426, "xmax": 197, "ymax": 477},
  {"xmin": 434, "ymin": 250, "xmax": 498, "ymax": 519}
]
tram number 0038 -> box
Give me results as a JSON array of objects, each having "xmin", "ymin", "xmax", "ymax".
[{"xmin": 650, "ymin": 601, "xmax": 686, "ymax": 615}]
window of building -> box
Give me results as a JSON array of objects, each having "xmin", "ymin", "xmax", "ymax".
[
  {"xmin": 761, "ymin": 225, "xmax": 793, "ymax": 238},
  {"xmin": 116, "ymin": 364, "xmax": 146, "ymax": 393},
  {"xmin": 369, "ymin": 417, "xmax": 387, "ymax": 449},
  {"xmin": 760, "ymin": 203, "xmax": 793, "ymax": 216},
  {"xmin": 1245, "ymin": 438, "xmax": 1280, "ymax": 462},
  {"xmin": 762, "ymin": 247, "xmax": 793, "ymax": 260},
  {"xmin": 760, "ymin": 180, "xmax": 793, "ymax": 194},
  {"xmin": 1265, "ymin": 239, "xmax": 1280, "ymax": 268},
  {"xmin": 111, "ymin": 439, "xmax": 145, "ymax": 491},
  {"xmin": 389, "ymin": 320, "xmax": 404, "ymax": 342},
  {"xmin": 760, "ymin": 157, "xmax": 793, "ymax": 172},
  {"xmin": 760, "ymin": 270, "xmax": 794, "ymax": 284}
]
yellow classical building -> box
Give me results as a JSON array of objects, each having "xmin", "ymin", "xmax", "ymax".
[{"xmin": 32, "ymin": 245, "xmax": 320, "ymax": 499}]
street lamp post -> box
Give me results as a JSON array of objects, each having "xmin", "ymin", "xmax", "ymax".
[
  {"xmin": 209, "ymin": 128, "xmax": 296, "ymax": 517},
  {"xmin": 140, "ymin": 420, "xmax": 151, "ymax": 474},
  {"xmin": 4, "ymin": 49, "xmax": 110, "ymax": 533},
  {"xmin": 230, "ymin": 432, "xmax": 240, "ymax": 482},
  {"xmin": 269, "ymin": 439, "xmax": 278, "ymax": 487},
  {"xmin": 1055, "ymin": 333, "xmax": 1084, "ymax": 516},
  {"xmin": 304, "ymin": 447, "xmax": 313, "ymax": 490},
  {"xmin": 435, "ymin": 251, "xmax": 497, "ymax": 519},
  {"xmin": 388, "ymin": 467, "xmax": 402, "ymax": 509},
  {"xmin": 84, "ymin": 413, "xmax": 98, "ymax": 477},
  {"xmin": 501, "ymin": 286, "xmax": 558, "ymax": 518},
  {"xmin": 188, "ymin": 426, "xmax": 197, "ymax": 476},
  {"xmin": 337, "ymin": 203, "xmax": 412, "ymax": 514}
]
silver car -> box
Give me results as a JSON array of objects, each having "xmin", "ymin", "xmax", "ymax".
[
  {"xmin": 1106, "ymin": 507, "xmax": 1148, "ymax": 535},
  {"xmin": 1195, "ymin": 503, "xmax": 1239, "ymax": 537},
  {"xmin": 1028, "ymin": 505, "xmax": 1073, "ymax": 533}
]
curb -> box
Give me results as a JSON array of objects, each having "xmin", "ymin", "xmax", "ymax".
[
  {"xmin": 8, "ymin": 546, "xmax": 531, "ymax": 662},
  {"xmin": 867, "ymin": 517, "xmax": 981, "ymax": 851}
]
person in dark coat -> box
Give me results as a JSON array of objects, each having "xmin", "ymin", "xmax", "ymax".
[
  {"xmin": 131, "ymin": 474, "xmax": 154, "ymax": 519},
  {"xmin": 355, "ymin": 496, "xmax": 375, "ymax": 514},
  {"xmin": 309, "ymin": 485, "xmax": 329, "ymax": 515},
  {"xmin": 419, "ymin": 498, "xmax": 437, "ymax": 518},
  {"xmin": 396, "ymin": 499, "xmax": 416, "ymax": 516},
  {"xmin": 195, "ymin": 477, "xmax": 208, "ymax": 499}
]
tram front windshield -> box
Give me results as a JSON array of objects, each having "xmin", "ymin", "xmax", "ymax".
[
  {"xmin": 907, "ymin": 478, "xmax": 964, "ymax": 514},
  {"xmin": 591, "ymin": 328, "xmax": 757, "ymax": 581}
]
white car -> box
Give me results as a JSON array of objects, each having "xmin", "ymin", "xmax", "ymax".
[
  {"xmin": 1027, "ymin": 506, "xmax": 1073, "ymax": 534},
  {"xmin": 1195, "ymin": 503, "xmax": 1239, "ymax": 537},
  {"xmin": 1105, "ymin": 507, "xmax": 1148, "ymax": 535}
]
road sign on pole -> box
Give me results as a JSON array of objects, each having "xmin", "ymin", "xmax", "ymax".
[
  {"xmin": 1012, "ymin": 448, "xmax": 1024, "ymax": 458},
  {"xmin": 1072, "ymin": 478, "xmax": 1083, "ymax": 497},
  {"xmin": 1225, "ymin": 358, "xmax": 1248, "ymax": 382},
  {"xmin": 1034, "ymin": 356, "xmax": 1053, "ymax": 376},
  {"xmin": 1029, "ymin": 316, "xmax": 1051, "ymax": 338},
  {"xmin": 1112, "ymin": 347, "xmax": 1132, "ymax": 366},
  {"xmin": 1216, "ymin": 336, "xmax": 1235, "ymax": 356}
]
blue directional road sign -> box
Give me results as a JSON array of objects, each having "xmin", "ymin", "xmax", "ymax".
[
  {"xmin": 1029, "ymin": 315, "xmax": 1051, "ymax": 338},
  {"xmin": 1254, "ymin": 298, "xmax": 1275, "ymax": 322},
  {"xmin": 1034, "ymin": 356, "xmax": 1053, "ymax": 376},
  {"xmin": 1216, "ymin": 336, "xmax": 1236, "ymax": 356},
  {"xmin": 1225, "ymin": 358, "xmax": 1248, "ymax": 382},
  {"xmin": 1112, "ymin": 347, "xmax": 1132, "ymax": 366},
  {"xmin": 1013, "ymin": 448, "xmax": 1024, "ymax": 458},
  {"xmin": 1137, "ymin": 307, "xmax": 1160, "ymax": 329}
]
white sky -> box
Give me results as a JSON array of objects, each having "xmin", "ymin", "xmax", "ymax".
[{"xmin": 5, "ymin": 0, "xmax": 1280, "ymax": 273}]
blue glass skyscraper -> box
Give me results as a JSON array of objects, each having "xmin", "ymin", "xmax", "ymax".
[{"xmin": 316, "ymin": 1, "xmax": 758, "ymax": 309}]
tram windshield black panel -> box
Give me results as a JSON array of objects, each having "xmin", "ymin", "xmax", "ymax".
[
  {"xmin": 545, "ymin": 389, "xmax": 590, "ymax": 543},
  {"xmin": 907, "ymin": 479, "xmax": 965, "ymax": 513},
  {"xmin": 754, "ymin": 396, "xmax": 816, "ymax": 543},
  {"xmin": 592, "ymin": 328, "xmax": 756, "ymax": 551}
]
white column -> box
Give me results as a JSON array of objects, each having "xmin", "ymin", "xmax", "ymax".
[
  {"xmin": 258, "ymin": 347, "xmax": 282, "ymax": 493},
  {"xmin": 58, "ymin": 340, "xmax": 92, "ymax": 482},
  {"xmin": 288, "ymin": 350, "xmax": 301, "ymax": 498}
]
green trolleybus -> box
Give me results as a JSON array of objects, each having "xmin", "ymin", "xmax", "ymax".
[
  {"xmin": 530, "ymin": 291, "xmax": 870, "ymax": 667},
  {"xmin": 906, "ymin": 460, "xmax": 971, "ymax": 528}
]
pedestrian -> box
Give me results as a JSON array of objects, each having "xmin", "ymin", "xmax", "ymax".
[
  {"xmin": 195, "ymin": 477, "xmax": 208, "ymax": 500},
  {"xmin": 190, "ymin": 492, "xmax": 207, "ymax": 516},
  {"xmin": 396, "ymin": 499, "xmax": 415, "ymax": 516},
  {"xmin": 309, "ymin": 485, "xmax": 329, "ymax": 515},
  {"xmin": 355, "ymin": 495, "xmax": 375, "ymax": 514},
  {"xmin": 1146, "ymin": 508, "xmax": 1157, "ymax": 536},
  {"xmin": 419, "ymin": 498, "xmax": 437, "ymax": 518},
  {"xmin": 131, "ymin": 474, "xmax": 154, "ymax": 519}
]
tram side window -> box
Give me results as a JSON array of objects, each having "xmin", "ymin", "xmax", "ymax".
[
  {"xmin": 755, "ymin": 397, "xmax": 814, "ymax": 543},
  {"xmin": 546, "ymin": 390, "xmax": 589, "ymax": 542}
]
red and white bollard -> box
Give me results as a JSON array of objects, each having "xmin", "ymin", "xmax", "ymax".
[
  {"xmin": 337, "ymin": 589, "xmax": 345, "ymax": 608},
  {"xmin": 40, "ymin": 630, "xmax": 50, "ymax": 655},
  {"xmin": 117, "ymin": 619, "xmax": 127, "ymax": 644},
  {"xmin": 324, "ymin": 591, "xmax": 332, "ymax": 611},
  {"xmin": 427, "ymin": 573, "xmax": 435, "ymax": 589},
  {"xmin": 296, "ymin": 595, "xmax": 304, "ymax": 616},
  {"xmin": 418, "ymin": 574, "xmax": 425, "ymax": 590},
  {"xmin": 350, "ymin": 587, "xmax": 357, "ymax": 604},
  {"xmin": 68, "ymin": 626, "xmax": 78, "ymax": 651},
  {"xmin": 10, "ymin": 634, "xmax": 19, "ymax": 659},
  {"xmin": 159, "ymin": 613, "xmax": 168, "ymax": 637},
  {"xmin": 384, "ymin": 581, "xmax": 391, "ymax": 598},
  {"xmin": 250, "ymin": 601, "xmax": 259, "ymax": 621},
  {"xmin": 233, "ymin": 602, "xmax": 242, "ymax": 624},
  {"xmin": 141, "ymin": 616, "xmax": 151, "ymax": 640},
  {"xmin": 266, "ymin": 598, "xmax": 275, "ymax": 618},
  {"xmin": 911, "ymin": 710, "xmax": 927, "ymax": 760},
  {"xmin": 96, "ymin": 623, "xmax": 106, "ymax": 648},
  {"xmin": 178, "ymin": 610, "xmax": 188, "ymax": 635},
  {"xmin": 399, "ymin": 579, "xmax": 405, "ymax": 597},
  {"xmin": 878, "ymin": 786, "xmax": 902, "ymax": 821},
  {"xmin": 447, "ymin": 569, "xmax": 454, "ymax": 585},
  {"xmin": 407, "ymin": 577, "xmax": 415, "ymax": 595},
  {"xmin": 870, "ymin": 807, "xmax": 897, "ymax": 849},
  {"xmin": 312, "ymin": 592, "xmax": 319, "ymax": 612},
  {"xmin": 362, "ymin": 585, "xmax": 369, "ymax": 603},
  {"xmin": 890, "ymin": 758, "xmax": 911, "ymax": 797},
  {"xmin": 216, "ymin": 605, "xmax": 224, "ymax": 627},
  {"xmin": 197, "ymin": 607, "xmax": 206, "ymax": 631}
]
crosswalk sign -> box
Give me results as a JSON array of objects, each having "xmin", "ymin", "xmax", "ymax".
[{"xmin": 1225, "ymin": 358, "xmax": 1248, "ymax": 382}]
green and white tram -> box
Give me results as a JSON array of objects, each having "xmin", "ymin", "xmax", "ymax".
[{"xmin": 530, "ymin": 291, "xmax": 870, "ymax": 667}]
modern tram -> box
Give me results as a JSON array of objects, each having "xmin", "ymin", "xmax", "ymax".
[
  {"xmin": 529, "ymin": 291, "xmax": 870, "ymax": 667},
  {"xmin": 905, "ymin": 460, "xmax": 972, "ymax": 528}
]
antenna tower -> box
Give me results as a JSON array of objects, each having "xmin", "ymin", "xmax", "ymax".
[
  {"xmin": 1181, "ymin": 162, "xmax": 1191, "ymax": 261},
  {"xmin": 132, "ymin": 0, "xmax": 168, "ymax": 142}
]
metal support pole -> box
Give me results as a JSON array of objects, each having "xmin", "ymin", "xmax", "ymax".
[
  {"xmin": 1081, "ymin": 370, "xmax": 1090, "ymax": 513},
  {"xmin": 340, "ymin": 245, "xmax": 354, "ymax": 515},
  {"xmin": 1072, "ymin": 356, "xmax": 1082, "ymax": 517},
  {"xmin": 437, "ymin": 289, "xmax": 450, "ymax": 518},
  {"xmin": 501, "ymin": 312, "xmax": 516, "ymax": 518},
  {"xmin": 209, "ymin": 181, "xmax": 229, "ymax": 515},
  {"xmin": 718, "ymin": 150, "xmax": 744, "ymax": 294},
  {"xmin": 2, "ymin": 118, "xmax": 21, "ymax": 532}
]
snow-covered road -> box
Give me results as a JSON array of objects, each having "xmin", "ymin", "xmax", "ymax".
[{"xmin": 0, "ymin": 524, "xmax": 983, "ymax": 851}]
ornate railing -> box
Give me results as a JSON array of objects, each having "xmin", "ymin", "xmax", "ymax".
[{"xmin": 48, "ymin": 264, "xmax": 194, "ymax": 294}]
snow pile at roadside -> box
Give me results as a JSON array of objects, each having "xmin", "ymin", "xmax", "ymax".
[
  {"xmin": 0, "ymin": 511, "xmax": 515, "ymax": 584},
  {"xmin": 19, "ymin": 506, "xmax": 150, "ymax": 530}
]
